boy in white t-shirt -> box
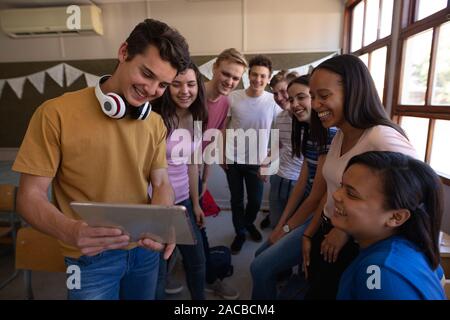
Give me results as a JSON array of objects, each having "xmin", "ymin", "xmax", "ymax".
[{"xmin": 222, "ymin": 55, "xmax": 281, "ymax": 254}]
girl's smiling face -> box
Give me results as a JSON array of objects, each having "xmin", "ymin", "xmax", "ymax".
[{"xmin": 309, "ymin": 68, "xmax": 346, "ymax": 129}]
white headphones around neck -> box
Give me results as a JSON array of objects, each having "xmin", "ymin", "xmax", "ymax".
[{"xmin": 94, "ymin": 75, "xmax": 152, "ymax": 120}]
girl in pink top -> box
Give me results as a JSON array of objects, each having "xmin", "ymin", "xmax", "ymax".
[
  {"xmin": 151, "ymin": 63, "xmax": 208, "ymax": 300},
  {"xmin": 301, "ymin": 54, "xmax": 417, "ymax": 299}
]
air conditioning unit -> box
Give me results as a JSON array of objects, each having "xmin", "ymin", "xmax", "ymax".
[{"xmin": 0, "ymin": 5, "xmax": 103, "ymax": 38}]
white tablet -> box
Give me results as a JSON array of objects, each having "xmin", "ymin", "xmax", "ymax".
[{"xmin": 70, "ymin": 201, "xmax": 196, "ymax": 245}]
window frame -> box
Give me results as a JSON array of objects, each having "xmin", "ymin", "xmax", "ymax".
[
  {"xmin": 344, "ymin": 0, "xmax": 393, "ymax": 107},
  {"xmin": 344, "ymin": 0, "xmax": 450, "ymax": 185}
]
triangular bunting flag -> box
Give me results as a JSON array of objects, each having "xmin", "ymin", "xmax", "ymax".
[
  {"xmin": 84, "ymin": 72, "xmax": 100, "ymax": 87},
  {"xmin": 27, "ymin": 71, "xmax": 46, "ymax": 94},
  {"xmin": 288, "ymin": 65, "xmax": 309, "ymax": 76},
  {"xmin": 242, "ymin": 72, "xmax": 250, "ymax": 89},
  {"xmin": 198, "ymin": 58, "xmax": 217, "ymax": 80},
  {"xmin": 46, "ymin": 63, "xmax": 64, "ymax": 87},
  {"xmin": 64, "ymin": 63, "xmax": 83, "ymax": 87},
  {"xmin": 0, "ymin": 80, "xmax": 5, "ymax": 99},
  {"xmin": 269, "ymin": 69, "xmax": 281, "ymax": 81},
  {"xmin": 7, "ymin": 77, "xmax": 27, "ymax": 99}
]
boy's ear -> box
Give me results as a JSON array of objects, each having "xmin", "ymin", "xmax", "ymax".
[
  {"xmin": 386, "ymin": 209, "xmax": 411, "ymax": 228},
  {"xmin": 118, "ymin": 42, "xmax": 128, "ymax": 63}
]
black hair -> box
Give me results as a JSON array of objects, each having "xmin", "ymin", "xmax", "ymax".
[
  {"xmin": 288, "ymin": 75, "xmax": 311, "ymax": 158},
  {"xmin": 310, "ymin": 54, "xmax": 407, "ymax": 148},
  {"xmin": 125, "ymin": 19, "xmax": 190, "ymax": 73},
  {"xmin": 346, "ymin": 151, "xmax": 443, "ymax": 269},
  {"xmin": 248, "ymin": 55, "xmax": 273, "ymax": 75},
  {"xmin": 153, "ymin": 62, "xmax": 208, "ymax": 135}
]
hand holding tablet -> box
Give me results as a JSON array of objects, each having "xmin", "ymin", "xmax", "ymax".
[{"xmin": 70, "ymin": 201, "xmax": 197, "ymax": 245}]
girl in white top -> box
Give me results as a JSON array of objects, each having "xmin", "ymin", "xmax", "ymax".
[
  {"xmin": 259, "ymin": 70, "xmax": 303, "ymax": 229},
  {"xmin": 301, "ymin": 54, "xmax": 418, "ymax": 300}
]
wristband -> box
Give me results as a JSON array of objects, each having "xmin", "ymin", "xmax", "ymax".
[{"xmin": 303, "ymin": 234, "xmax": 312, "ymax": 240}]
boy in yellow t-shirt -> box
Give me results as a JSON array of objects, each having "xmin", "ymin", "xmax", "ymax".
[{"xmin": 12, "ymin": 19, "xmax": 190, "ymax": 300}]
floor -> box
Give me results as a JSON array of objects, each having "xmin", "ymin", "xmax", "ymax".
[{"xmin": 0, "ymin": 161, "xmax": 273, "ymax": 300}]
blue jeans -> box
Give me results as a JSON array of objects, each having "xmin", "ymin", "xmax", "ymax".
[
  {"xmin": 156, "ymin": 198, "xmax": 206, "ymax": 300},
  {"xmin": 250, "ymin": 215, "xmax": 312, "ymax": 300},
  {"xmin": 65, "ymin": 247, "xmax": 159, "ymax": 300},
  {"xmin": 269, "ymin": 174, "xmax": 296, "ymax": 228},
  {"xmin": 198, "ymin": 176, "xmax": 218, "ymax": 284},
  {"xmin": 225, "ymin": 164, "xmax": 264, "ymax": 236}
]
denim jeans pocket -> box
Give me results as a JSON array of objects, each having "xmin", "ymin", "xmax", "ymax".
[{"xmin": 65, "ymin": 252, "xmax": 106, "ymax": 268}]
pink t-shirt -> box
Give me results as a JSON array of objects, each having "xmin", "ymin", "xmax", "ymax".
[
  {"xmin": 148, "ymin": 129, "xmax": 199, "ymax": 204},
  {"xmin": 322, "ymin": 125, "xmax": 418, "ymax": 218},
  {"xmin": 202, "ymin": 95, "xmax": 230, "ymax": 151}
]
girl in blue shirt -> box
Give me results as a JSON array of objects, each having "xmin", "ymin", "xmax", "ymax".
[{"xmin": 332, "ymin": 151, "xmax": 446, "ymax": 300}]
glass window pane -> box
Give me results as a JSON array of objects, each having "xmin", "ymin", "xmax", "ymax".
[
  {"xmin": 400, "ymin": 29, "xmax": 433, "ymax": 105},
  {"xmin": 359, "ymin": 53, "xmax": 369, "ymax": 67},
  {"xmin": 400, "ymin": 116, "xmax": 428, "ymax": 161},
  {"xmin": 351, "ymin": 1, "xmax": 365, "ymax": 52},
  {"xmin": 370, "ymin": 46, "xmax": 387, "ymax": 101},
  {"xmin": 430, "ymin": 120, "xmax": 450, "ymax": 177},
  {"xmin": 432, "ymin": 21, "xmax": 450, "ymax": 106},
  {"xmin": 364, "ymin": 0, "xmax": 380, "ymax": 46},
  {"xmin": 380, "ymin": 0, "xmax": 393, "ymax": 38},
  {"xmin": 417, "ymin": 0, "xmax": 447, "ymax": 21}
]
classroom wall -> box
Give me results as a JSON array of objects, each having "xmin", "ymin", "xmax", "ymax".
[{"xmin": 0, "ymin": 0, "xmax": 344, "ymax": 62}]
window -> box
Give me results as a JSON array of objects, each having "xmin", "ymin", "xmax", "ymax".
[
  {"xmin": 379, "ymin": 0, "xmax": 394, "ymax": 38},
  {"xmin": 351, "ymin": 1, "xmax": 365, "ymax": 52},
  {"xmin": 430, "ymin": 120, "xmax": 450, "ymax": 177},
  {"xmin": 370, "ymin": 46, "xmax": 387, "ymax": 101},
  {"xmin": 399, "ymin": 116, "xmax": 428, "ymax": 161},
  {"xmin": 346, "ymin": 0, "xmax": 394, "ymax": 103},
  {"xmin": 359, "ymin": 53, "xmax": 369, "ymax": 67},
  {"xmin": 364, "ymin": 0, "xmax": 379, "ymax": 46},
  {"xmin": 395, "ymin": 1, "xmax": 450, "ymax": 182},
  {"xmin": 431, "ymin": 21, "xmax": 450, "ymax": 106},
  {"xmin": 345, "ymin": 0, "xmax": 450, "ymax": 184},
  {"xmin": 400, "ymin": 29, "xmax": 433, "ymax": 105},
  {"xmin": 416, "ymin": 0, "xmax": 448, "ymax": 21}
]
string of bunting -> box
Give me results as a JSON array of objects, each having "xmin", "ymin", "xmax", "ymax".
[
  {"xmin": 0, "ymin": 63, "xmax": 100, "ymax": 99},
  {"xmin": 0, "ymin": 52, "xmax": 337, "ymax": 100}
]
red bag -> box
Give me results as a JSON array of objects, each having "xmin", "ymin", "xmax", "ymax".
[{"xmin": 202, "ymin": 189, "xmax": 221, "ymax": 217}]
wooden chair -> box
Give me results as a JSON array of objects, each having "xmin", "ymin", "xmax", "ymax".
[
  {"xmin": 440, "ymin": 232, "xmax": 450, "ymax": 300},
  {"xmin": 440, "ymin": 232, "xmax": 450, "ymax": 278},
  {"xmin": 15, "ymin": 227, "xmax": 66, "ymax": 299},
  {"xmin": 0, "ymin": 184, "xmax": 20, "ymax": 290},
  {"xmin": 445, "ymin": 280, "xmax": 450, "ymax": 300}
]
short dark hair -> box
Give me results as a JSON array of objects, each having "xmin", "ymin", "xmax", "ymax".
[
  {"xmin": 125, "ymin": 19, "xmax": 190, "ymax": 73},
  {"xmin": 346, "ymin": 151, "xmax": 443, "ymax": 269},
  {"xmin": 310, "ymin": 54, "xmax": 407, "ymax": 148},
  {"xmin": 154, "ymin": 62, "xmax": 208, "ymax": 135},
  {"xmin": 248, "ymin": 55, "xmax": 273, "ymax": 75}
]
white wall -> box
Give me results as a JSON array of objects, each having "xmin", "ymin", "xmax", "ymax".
[{"xmin": 0, "ymin": 0, "xmax": 344, "ymax": 62}]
